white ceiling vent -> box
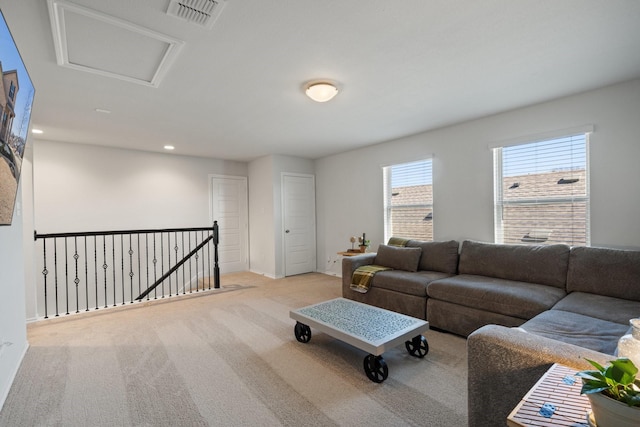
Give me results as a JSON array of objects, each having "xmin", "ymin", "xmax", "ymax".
[{"xmin": 167, "ymin": 0, "xmax": 227, "ymax": 28}]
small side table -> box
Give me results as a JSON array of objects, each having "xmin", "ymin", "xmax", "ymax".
[
  {"xmin": 337, "ymin": 251, "xmax": 367, "ymax": 257},
  {"xmin": 507, "ymin": 363, "xmax": 592, "ymax": 427}
]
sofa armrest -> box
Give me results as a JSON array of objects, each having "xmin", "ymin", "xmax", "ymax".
[
  {"xmin": 341, "ymin": 253, "xmax": 377, "ymax": 295},
  {"xmin": 467, "ymin": 324, "xmax": 610, "ymax": 427}
]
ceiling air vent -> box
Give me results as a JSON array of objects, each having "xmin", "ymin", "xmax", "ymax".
[{"xmin": 167, "ymin": 0, "xmax": 226, "ymax": 28}]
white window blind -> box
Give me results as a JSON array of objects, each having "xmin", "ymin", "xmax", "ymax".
[
  {"xmin": 383, "ymin": 159, "xmax": 433, "ymax": 242},
  {"xmin": 493, "ymin": 133, "xmax": 590, "ymax": 246}
]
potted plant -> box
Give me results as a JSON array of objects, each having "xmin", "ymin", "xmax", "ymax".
[
  {"xmin": 576, "ymin": 358, "xmax": 640, "ymax": 427},
  {"xmin": 358, "ymin": 233, "xmax": 370, "ymax": 252}
]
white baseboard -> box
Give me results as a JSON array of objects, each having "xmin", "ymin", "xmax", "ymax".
[
  {"xmin": 0, "ymin": 340, "xmax": 29, "ymax": 412},
  {"xmin": 248, "ymin": 269, "xmax": 277, "ymax": 279}
]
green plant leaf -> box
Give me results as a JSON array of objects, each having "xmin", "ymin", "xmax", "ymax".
[
  {"xmin": 610, "ymin": 358, "xmax": 639, "ymax": 385},
  {"xmin": 621, "ymin": 391, "xmax": 640, "ymax": 407},
  {"xmin": 576, "ymin": 358, "xmax": 640, "ymax": 402},
  {"xmin": 586, "ymin": 359, "xmax": 606, "ymax": 372},
  {"xmin": 575, "ymin": 370, "xmax": 606, "ymax": 382},
  {"xmin": 580, "ymin": 383, "xmax": 611, "ymax": 395}
]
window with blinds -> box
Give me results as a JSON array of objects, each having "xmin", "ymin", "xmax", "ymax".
[
  {"xmin": 493, "ymin": 133, "xmax": 590, "ymax": 246},
  {"xmin": 383, "ymin": 159, "xmax": 433, "ymax": 242}
]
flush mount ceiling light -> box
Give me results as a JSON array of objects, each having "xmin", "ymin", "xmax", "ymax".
[{"xmin": 305, "ymin": 81, "xmax": 339, "ymax": 103}]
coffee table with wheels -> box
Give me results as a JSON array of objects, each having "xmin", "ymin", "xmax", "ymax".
[{"xmin": 289, "ymin": 297, "xmax": 429, "ymax": 383}]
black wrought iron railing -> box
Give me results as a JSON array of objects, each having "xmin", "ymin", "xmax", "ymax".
[{"xmin": 34, "ymin": 222, "xmax": 219, "ymax": 319}]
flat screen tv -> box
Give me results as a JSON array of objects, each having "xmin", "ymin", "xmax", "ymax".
[{"xmin": 0, "ymin": 9, "xmax": 35, "ymax": 226}]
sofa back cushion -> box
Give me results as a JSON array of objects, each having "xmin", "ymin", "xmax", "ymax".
[
  {"xmin": 458, "ymin": 240, "xmax": 570, "ymax": 288},
  {"xmin": 406, "ymin": 240, "xmax": 460, "ymax": 274},
  {"xmin": 374, "ymin": 244, "xmax": 422, "ymax": 272},
  {"xmin": 567, "ymin": 246, "xmax": 640, "ymax": 301}
]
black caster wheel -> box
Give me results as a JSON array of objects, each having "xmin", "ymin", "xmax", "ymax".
[
  {"xmin": 405, "ymin": 335, "xmax": 429, "ymax": 358},
  {"xmin": 363, "ymin": 354, "xmax": 388, "ymax": 383},
  {"xmin": 294, "ymin": 322, "xmax": 311, "ymax": 343}
]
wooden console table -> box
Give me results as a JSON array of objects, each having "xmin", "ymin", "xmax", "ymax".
[
  {"xmin": 337, "ymin": 251, "xmax": 367, "ymax": 257},
  {"xmin": 507, "ymin": 363, "xmax": 592, "ymax": 426}
]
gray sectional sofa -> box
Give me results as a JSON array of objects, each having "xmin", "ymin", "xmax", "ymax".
[
  {"xmin": 341, "ymin": 239, "xmax": 460, "ymax": 320},
  {"xmin": 341, "ymin": 239, "xmax": 640, "ymax": 426}
]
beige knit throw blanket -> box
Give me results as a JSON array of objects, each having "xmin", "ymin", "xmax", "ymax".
[
  {"xmin": 350, "ymin": 265, "xmax": 391, "ymax": 293},
  {"xmin": 387, "ymin": 237, "xmax": 410, "ymax": 247}
]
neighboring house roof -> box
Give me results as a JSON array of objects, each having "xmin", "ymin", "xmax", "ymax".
[
  {"xmin": 503, "ymin": 169, "xmax": 587, "ymax": 201},
  {"xmin": 387, "ymin": 170, "xmax": 587, "ymax": 244},
  {"xmin": 389, "ymin": 184, "xmax": 433, "ymax": 241},
  {"xmin": 390, "ymin": 184, "xmax": 432, "ymax": 207}
]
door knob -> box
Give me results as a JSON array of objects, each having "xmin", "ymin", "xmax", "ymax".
[{"xmin": 285, "ymin": 230, "xmax": 290, "ymax": 233}]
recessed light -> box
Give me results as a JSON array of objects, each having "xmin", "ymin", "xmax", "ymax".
[
  {"xmin": 164, "ymin": 145, "xmax": 175, "ymax": 150},
  {"xmin": 32, "ymin": 129, "xmax": 43, "ymax": 134},
  {"xmin": 95, "ymin": 108, "xmax": 111, "ymax": 114}
]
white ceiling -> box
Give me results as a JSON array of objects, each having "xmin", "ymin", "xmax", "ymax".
[{"xmin": 2, "ymin": 0, "xmax": 640, "ymax": 162}]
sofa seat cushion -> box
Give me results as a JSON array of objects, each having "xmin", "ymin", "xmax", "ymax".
[
  {"xmin": 427, "ymin": 274, "xmax": 566, "ymax": 319},
  {"xmin": 552, "ymin": 292, "xmax": 640, "ymax": 325},
  {"xmin": 521, "ymin": 310, "xmax": 629, "ymax": 354},
  {"xmin": 371, "ymin": 270, "xmax": 452, "ymax": 297}
]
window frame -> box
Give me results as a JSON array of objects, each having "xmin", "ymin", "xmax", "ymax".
[
  {"xmin": 493, "ymin": 130, "xmax": 591, "ymax": 246},
  {"xmin": 383, "ymin": 158, "xmax": 433, "ymax": 243}
]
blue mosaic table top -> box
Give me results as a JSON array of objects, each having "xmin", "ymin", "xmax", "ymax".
[{"xmin": 294, "ymin": 298, "xmax": 423, "ymax": 342}]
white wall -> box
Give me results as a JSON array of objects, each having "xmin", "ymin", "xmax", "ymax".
[
  {"xmin": 248, "ymin": 156, "xmax": 275, "ymax": 277},
  {"xmin": 33, "ymin": 141, "xmax": 248, "ymax": 231},
  {"xmin": 248, "ymin": 155, "xmax": 314, "ymax": 278},
  {"xmin": 0, "ymin": 182, "xmax": 28, "ymax": 410},
  {"xmin": 316, "ymin": 79, "xmax": 640, "ymax": 276},
  {"xmin": 21, "ymin": 146, "xmax": 36, "ymax": 322}
]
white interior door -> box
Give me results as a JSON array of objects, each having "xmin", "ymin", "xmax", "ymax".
[
  {"xmin": 283, "ymin": 173, "xmax": 316, "ymax": 276},
  {"xmin": 210, "ymin": 175, "xmax": 248, "ymax": 273}
]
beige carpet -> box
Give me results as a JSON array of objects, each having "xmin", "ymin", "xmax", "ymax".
[{"xmin": 0, "ymin": 272, "xmax": 468, "ymax": 426}]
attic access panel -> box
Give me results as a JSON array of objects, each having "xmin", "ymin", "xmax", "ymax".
[{"xmin": 48, "ymin": 0, "xmax": 184, "ymax": 87}]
